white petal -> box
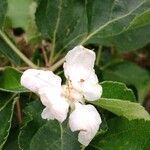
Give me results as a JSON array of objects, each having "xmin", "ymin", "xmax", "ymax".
[
  {"xmin": 71, "ymin": 71, "xmax": 102, "ymax": 101},
  {"xmin": 39, "ymin": 87, "xmax": 69, "ymax": 123},
  {"xmin": 82, "ymin": 71, "xmax": 102, "ymax": 100},
  {"xmin": 49, "ymin": 99, "xmax": 69, "ymax": 123},
  {"xmin": 69, "ymin": 103, "xmax": 102, "ymax": 146},
  {"xmin": 41, "ymin": 107, "xmax": 54, "ymax": 120},
  {"xmin": 70, "ymin": 71, "xmax": 98, "ymax": 91},
  {"xmin": 21, "ymin": 69, "xmax": 62, "ymax": 93},
  {"xmin": 39, "ymin": 87, "xmax": 61, "ymax": 106},
  {"xmin": 83, "ymin": 84, "xmax": 102, "ymax": 101},
  {"xmin": 63, "ymin": 45, "xmax": 96, "ymax": 82}
]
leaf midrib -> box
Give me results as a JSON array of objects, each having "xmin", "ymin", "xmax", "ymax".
[
  {"xmin": 0, "ymin": 99, "xmax": 17, "ymax": 148},
  {"xmin": 80, "ymin": 0, "xmax": 145, "ymax": 44},
  {"xmin": 52, "ymin": 0, "xmax": 63, "ymax": 53},
  {"xmin": 91, "ymin": 98, "xmax": 150, "ymax": 120}
]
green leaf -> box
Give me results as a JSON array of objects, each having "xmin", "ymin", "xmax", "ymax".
[
  {"xmin": 30, "ymin": 121, "xmax": 80, "ymax": 150},
  {"xmin": 36, "ymin": 0, "xmax": 87, "ymax": 51},
  {"xmin": 0, "ymin": 37, "xmax": 22, "ymax": 65},
  {"xmin": 3, "ymin": 127, "xmax": 19, "ymax": 150},
  {"xmin": 93, "ymin": 98, "xmax": 150, "ymax": 120},
  {"xmin": 102, "ymin": 60, "xmax": 150, "ymax": 102},
  {"xmin": 36, "ymin": 0, "xmax": 150, "ymax": 52},
  {"xmin": 102, "ymin": 23, "xmax": 150, "ymax": 52},
  {"xmin": 0, "ymin": 95, "xmax": 16, "ymax": 149},
  {"xmin": 84, "ymin": 0, "xmax": 150, "ymax": 51},
  {"xmin": 0, "ymin": 67, "xmax": 28, "ymax": 92},
  {"xmin": 0, "ymin": 92, "xmax": 13, "ymax": 107},
  {"xmin": 90, "ymin": 81, "xmax": 150, "ymax": 120},
  {"xmin": 0, "ymin": 0, "xmax": 24, "ymax": 66},
  {"xmin": 7, "ymin": 0, "xmax": 39, "ymax": 42},
  {"xmin": 7, "ymin": 0, "xmax": 34, "ymax": 29},
  {"xmin": 18, "ymin": 101, "xmax": 45, "ymax": 150},
  {"xmin": 127, "ymin": 10, "xmax": 150, "ymax": 29},
  {"xmin": 101, "ymin": 81, "xmax": 136, "ymax": 102},
  {"xmin": 87, "ymin": 118, "xmax": 150, "ymax": 150},
  {"xmin": 19, "ymin": 101, "xmax": 80, "ymax": 150},
  {"xmin": 0, "ymin": 0, "xmax": 7, "ymax": 28}
]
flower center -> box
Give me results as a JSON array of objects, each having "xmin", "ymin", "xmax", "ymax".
[{"xmin": 62, "ymin": 81, "xmax": 83, "ymax": 104}]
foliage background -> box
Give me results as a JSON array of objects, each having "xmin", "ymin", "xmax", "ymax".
[{"xmin": 0, "ymin": 0, "xmax": 150, "ymax": 149}]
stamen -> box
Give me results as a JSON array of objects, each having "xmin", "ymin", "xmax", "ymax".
[{"xmin": 80, "ymin": 79, "xmax": 85, "ymax": 82}]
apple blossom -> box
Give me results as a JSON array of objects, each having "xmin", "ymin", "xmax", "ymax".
[
  {"xmin": 21, "ymin": 45, "xmax": 102, "ymax": 146},
  {"xmin": 69, "ymin": 102, "xmax": 101, "ymax": 146}
]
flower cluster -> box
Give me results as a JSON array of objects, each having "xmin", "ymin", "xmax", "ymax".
[{"xmin": 21, "ymin": 45, "xmax": 102, "ymax": 146}]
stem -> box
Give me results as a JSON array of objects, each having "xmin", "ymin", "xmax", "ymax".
[
  {"xmin": 41, "ymin": 46, "xmax": 49, "ymax": 67},
  {"xmin": 81, "ymin": 145, "xmax": 85, "ymax": 150},
  {"xmin": 15, "ymin": 96, "xmax": 22, "ymax": 124},
  {"xmin": 59, "ymin": 123, "xmax": 63, "ymax": 150},
  {"xmin": 52, "ymin": 50, "xmax": 63, "ymax": 63},
  {"xmin": 50, "ymin": 57, "xmax": 65, "ymax": 71},
  {"xmin": 49, "ymin": 44, "xmax": 55, "ymax": 65},
  {"xmin": 0, "ymin": 66, "xmax": 31, "ymax": 71},
  {"xmin": 0, "ymin": 30, "xmax": 37, "ymax": 68},
  {"xmin": 96, "ymin": 46, "xmax": 102, "ymax": 66}
]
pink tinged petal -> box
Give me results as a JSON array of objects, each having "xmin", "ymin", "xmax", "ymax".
[
  {"xmin": 63, "ymin": 45, "xmax": 96, "ymax": 82},
  {"xmin": 39, "ymin": 87, "xmax": 69, "ymax": 123},
  {"xmin": 69, "ymin": 103, "xmax": 102, "ymax": 146},
  {"xmin": 20, "ymin": 69, "xmax": 62, "ymax": 93}
]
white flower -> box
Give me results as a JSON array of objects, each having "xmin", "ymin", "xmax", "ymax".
[
  {"xmin": 63, "ymin": 45, "xmax": 102, "ymax": 101},
  {"xmin": 20, "ymin": 69, "xmax": 62, "ymax": 93},
  {"xmin": 39, "ymin": 87, "xmax": 69, "ymax": 123},
  {"xmin": 21, "ymin": 45, "xmax": 102, "ymax": 146},
  {"xmin": 21, "ymin": 70, "xmax": 69, "ymax": 123},
  {"xmin": 63, "ymin": 45, "xmax": 95, "ymax": 82},
  {"xmin": 69, "ymin": 102, "xmax": 102, "ymax": 146}
]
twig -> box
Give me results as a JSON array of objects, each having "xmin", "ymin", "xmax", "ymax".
[
  {"xmin": 0, "ymin": 66, "xmax": 31, "ymax": 71},
  {"xmin": 41, "ymin": 46, "xmax": 49, "ymax": 67},
  {"xmin": 0, "ymin": 57, "xmax": 65, "ymax": 72},
  {"xmin": 15, "ymin": 96, "xmax": 22, "ymax": 124},
  {"xmin": 50, "ymin": 57, "xmax": 65, "ymax": 71},
  {"xmin": 96, "ymin": 46, "xmax": 102, "ymax": 66}
]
